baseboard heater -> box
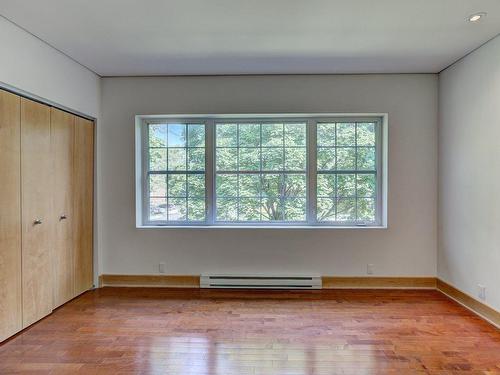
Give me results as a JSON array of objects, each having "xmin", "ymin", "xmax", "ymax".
[{"xmin": 200, "ymin": 275, "xmax": 322, "ymax": 289}]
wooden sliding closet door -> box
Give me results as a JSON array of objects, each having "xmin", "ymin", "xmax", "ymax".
[
  {"xmin": 21, "ymin": 98, "xmax": 53, "ymax": 327},
  {"xmin": 51, "ymin": 108, "xmax": 75, "ymax": 307},
  {"xmin": 74, "ymin": 117, "xmax": 94, "ymax": 294},
  {"xmin": 0, "ymin": 90, "xmax": 22, "ymax": 341}
]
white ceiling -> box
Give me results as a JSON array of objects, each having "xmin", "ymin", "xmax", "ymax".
[{"xmin": 1, "ymin": 0, "xmax": 499, "ymax": 76}]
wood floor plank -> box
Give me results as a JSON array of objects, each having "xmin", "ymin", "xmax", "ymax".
[{"xmin": 0, "ymin": 288, "xmax": 498, "ymax": 374}]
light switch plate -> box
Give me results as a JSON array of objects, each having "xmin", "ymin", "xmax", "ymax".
[
  {"xmin": 367, "ymin": 264, "xmax": 374, "ymax": 275},
  {"xmin": 159, "ymin": 262, "xmax": 166, "ymax": 274},
  {"xmin": 478, "ymin": 284, "xmax": 486, "ymax": 300}
]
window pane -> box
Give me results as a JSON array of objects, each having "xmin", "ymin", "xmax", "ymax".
[
  {"xmin": 149, "ymin": 124, "xmax": 168, "ymax": 147},
  {"xmin": 188, "ymin": 148, "xmax": 205, "ymax": 171},
  {"xmin": 168, "ymin": 124, "xmax": 186, "ymax": 147},
  {"xmin": 357, "ymin": 123, "xmax": 376, "ymax": 146},
  {"xmin": 187, "ymin": 124, "xmax": 205, "ymax": 147},
  {"xmin": 149, "ymin": 148, "xmax": 167, "ymax": 171},
  {"xmin": 285, "ymin": 123, "xmax": 306, "ymax": 146},
  {"xmin": 187, "ymin": 174, "xmax": 205, "ymax": 197},
  {"xmin": 247, "ymin": 173, "xmax": 306, "ymax": 222},
  {"xmin": 239, "ymin": 148, "xmax": 260, "ymax": 171},
  {"xmin": 239, "ymin": 198, "xmax": 261, "ymax": 221},
  {"xmin": 261, "ymin": 174, "xmax": 280, "ymax": 197},
  {"xmin": 285, "ymin": 148, "xmax": 306, "ymax": 170},
  {"xmin": 216, "ymin": 174, "xmax": 238, "ymax": 197},
  {"xmin": 317, "ymin": 174, "xmax": 335, "ymax": 197},
  {"xmin": 217, "ymin": 198, "xmax": 238, "ymax": 221},
  {"xmin": 149, "ymin": 174, "xmax": 167, "ymax": 197},
  {"xmin": 285, "ymin": 198, "xmax": 306, "ymax": 221},
  {"xmin": 357, "ymin": 174, "xmax": 376, "ymax": 197},
  {"xmin": 357, "ymin": 147, "xmax": 376, "ymax": 170},
  {"xmin": 239, "ymin": 124, "xmax": 260, "ymax": 147},
  {"xmin": 336, "ymin": 123, "xmax": 356, "ymax": 146},
  {"xmin": 317, "ymin": 198, "xmax": 335, "ymax": 221},
  {"xmin": 337, "ymin": 174, "xmax": 356, "ymax": 197},
  {"xmin": 168, "ymin": 174, "xmax": 187, "ymax": 197},
  {"xmin": 357, "ymin": 198, "xmax": 375, "ymax": 222},
  {"xmin": 262, "ymin": 123, "xmax": 283, "ymax": 146},
  {"xmin": 336, "ymin": 147, "xmax": 356, "ymax": 170},
  {"xmin": 336, "ymin": 198, "xmax": 356, "ymax": 221},
  {"xmin": 317, "ymin": 123, "xmax": 336, "ymax": 146},
  {"xmin": 216, "ymin": 148, "xmax": 238, "ymax": 171},
  {"xmin": 317, "ymin": 147, "xmax": 335, "ymax": 170},
  {"xmin": 187, "ymin": 198, "xmax": 205, "ymax": 221},
  {"xmin": 168, "ymin": 198, "xmax": 187, "ymax": 221},
  {"xmin": 239, "ymin": 174, "xmax": 260, "ymax": 197},
  {"xmin": 216, "ymin": 124, "xmax": 237, "ymax": 146},
  {"xmin": 261, "ymin": 198, "xmax": 284, "ymax": 221},
  {"xmin": 168, "ymin": 148, "xmax": 186, "ymax": 171},
  {"xmin": 286, "ymin": 174, "xmax": 307, "ymax": 197},
  {"xmin": 262, "ymin": 148, "xmax": 283, "ymax": 170},
  {"xmin": 150, "ymin": 198, "xmax": 167, "ymax": 221}
]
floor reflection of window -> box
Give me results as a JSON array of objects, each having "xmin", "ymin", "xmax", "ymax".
[
  {"xmin": 149, "ymin": 336, "xmax": 209, "ymax": 374},
  {"xmin": 215, "ymin": 341, "xmax": 308, "ymax": 375}
]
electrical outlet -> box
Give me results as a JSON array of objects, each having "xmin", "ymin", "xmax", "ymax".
[
  {"xmin": 367, "ymin": 264, "xmax": 374, "ymax": 275},
  {"xmin": 159, "ymin": 262, "xmax": 166, "ymax": 274},
  {"xmin": 478, "ymin": 284, "xmax": 486, "ymax": 300}
]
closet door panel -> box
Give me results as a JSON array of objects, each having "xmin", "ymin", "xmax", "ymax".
[
  {"xmin": 74, "ymin": 117, "xmax": 94, "ymax": 294},
  {"xmin": 21, "ymin": 98, "xmax": 53, "ymax": 327},
  {"xmin": 0, "ymin": 90, "xmax": 22, "ymax": 341},
  {"xmin": 51, "ymin": 108, "xmax": 74, "ymax": 307}
]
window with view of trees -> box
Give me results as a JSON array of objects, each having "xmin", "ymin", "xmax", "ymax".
[
  {"xmin": 316, "ymin": 122, "xmax": 377, "ymax": 223},
  {"xmin": 216, "ymin": 122, "xmax": 307, "ymax": 222},
  {"xmin": 141, "ymin": 116, "xmax": 383, "ymax": 227},
  {"xmin": 147, "ymin": 123, "xmax": 206, "ymax": 222}
]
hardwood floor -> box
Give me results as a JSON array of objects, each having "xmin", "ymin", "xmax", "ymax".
[{"xmin": 0, "ymin": 288, "xmax": 498, "ymax": 374}]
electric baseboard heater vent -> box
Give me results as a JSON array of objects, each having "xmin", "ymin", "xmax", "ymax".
[{"xmin": 200, "ymin": 275, "xmax": 322, "ymax": 289}]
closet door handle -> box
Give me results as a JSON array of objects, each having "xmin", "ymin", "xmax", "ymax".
[
  {"xmin": 33, "ymin": 219, "xmax": 43, "ymax": 225},
  {"xmin": 60, "ymin": 215, "xmax": 67, "ymax": 220}
]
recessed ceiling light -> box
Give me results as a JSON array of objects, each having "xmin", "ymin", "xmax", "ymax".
[{"xmin": 468, "ymin": 12, "xmax": 486, "ymax": 22}]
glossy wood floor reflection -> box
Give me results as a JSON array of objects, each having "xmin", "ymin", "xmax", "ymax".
[{"xmin": 0, "ymin": 288, "xmax": 499, "ymax": 375}]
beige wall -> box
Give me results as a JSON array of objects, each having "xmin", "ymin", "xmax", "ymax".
[
  {"xmin": 438, "ymin": 35, "xmax": 500, "ymax": 311},
  {"xmin": 100, "ymin": 74, "xmax": 437, "ymax": 277}
]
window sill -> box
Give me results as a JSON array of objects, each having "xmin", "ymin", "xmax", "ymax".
[{"xmin": 136, "ymin": 225, "xmax": 388, "ymax": 229}]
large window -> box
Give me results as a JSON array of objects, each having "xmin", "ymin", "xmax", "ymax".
[{"xmin": 139, "ymin": 115, "xmax": 386, "ymax": 227}]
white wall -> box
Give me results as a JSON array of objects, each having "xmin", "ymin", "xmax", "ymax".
[
  {"xmin": 101, "ymin": 74, "xmax": 438, "ymax": 277},
  {"xmin": 0, "ymin": 16, "xmax": 100, "ymax": 118},
  {"xmin": 439, "ymin": 36, "xmax": 500, "ymax": 311}
]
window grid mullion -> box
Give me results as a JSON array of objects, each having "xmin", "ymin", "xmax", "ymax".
[
  {"xmin": 143, "ymin": 121, "xmax": 150, "ymax": 226},
  {"xmin": 334, "ymin": 123, "xmax": 338, "ymax": 221},
  {"xmin": 259, "ymin": 124, "xmax": 263, "ymax": 221},
  {"xmin": 165, "ymin": 125, "xmax": 170, "ymax": 221},
  {"xmin": 308, "ymin": 120, "xmax": 316, "ymax": 225},
  {"xmin": 282, "ymin": 124, "xmax": 286, "ymax": 220},
  {"xmin": 236, "ymin": 124, "xmax": 240, "ymax": 221},
  {"xmin": 185, "ymin": 125, "xmax": 189, "ymax": 221},
  {"xmin": 355, "ymin": 122, "xmax": 358, "ymax": 222},
  {"xmin": 207, "ymin": 120, "xmax": 215, "ymax": 225}
]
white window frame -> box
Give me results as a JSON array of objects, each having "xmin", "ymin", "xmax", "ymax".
[{"xmin": 135, "ymin": 114, "xmax": 388, "ymax": 229}]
